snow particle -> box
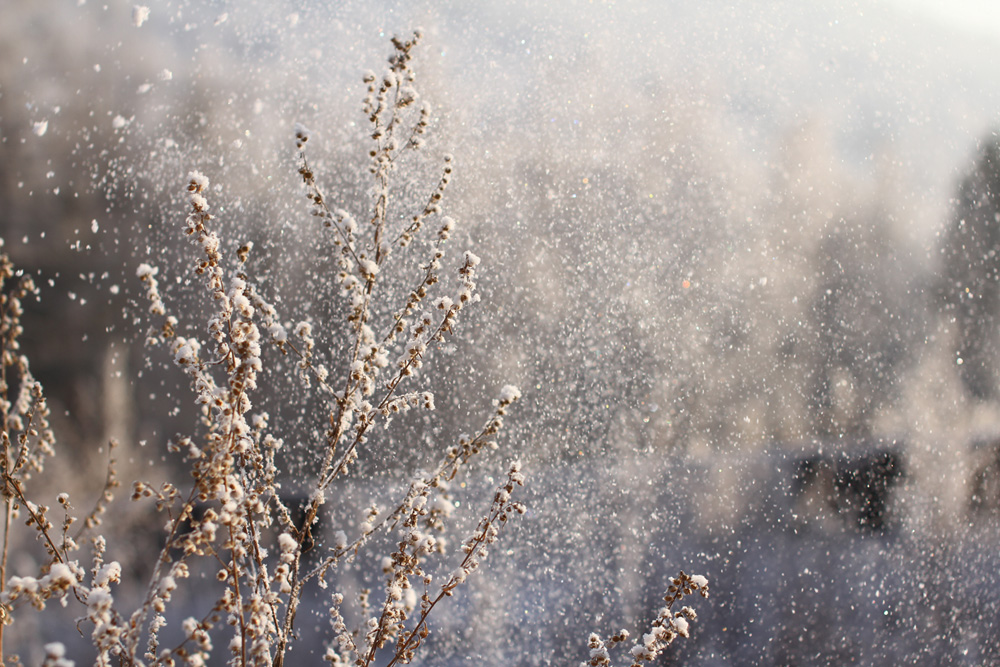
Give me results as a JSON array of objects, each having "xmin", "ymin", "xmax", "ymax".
[{"xmin": 132, "ymin": 5, "xmax": 150, "ymax": 27}]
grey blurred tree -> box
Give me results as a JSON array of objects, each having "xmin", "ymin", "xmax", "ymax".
[
  {"xmin": 808, "ymin": 211, "xmax": 911, "ymax": 437},
  {"xmin": 941, "ymin": 134, "xmax": 1000, "ymax": 400}
]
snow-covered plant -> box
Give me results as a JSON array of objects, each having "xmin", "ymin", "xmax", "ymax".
[
  {"xmin": 0, "ymin": 32, "xmax": 707, "ymax": 666},
  {"xmin": 582, "ymin": 572, "xmax": 709, "ymax": 667},
  {"xmin": 0, "ymin": 242, "xmax": 122, "ymax": 663},
  {"xmin": 0, "ymin": 31, "xmax": 530, "ymax": 667}
]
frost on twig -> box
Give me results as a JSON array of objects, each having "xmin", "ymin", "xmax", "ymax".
[
  {"xmin": 582, "ymin": 572, "xmax": 709, "ymax": 667},
  {"xmin": 0, "ymin": 28, "xmax": 707, "ymax": 667},
  {"xmin": 128, "ymin": 30, "xmax": 529, "ymax": 667}
]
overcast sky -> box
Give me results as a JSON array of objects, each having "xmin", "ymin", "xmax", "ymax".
[{"xmin": 898, "ymin": 0, "xmax": 1000, "ymax": 38}]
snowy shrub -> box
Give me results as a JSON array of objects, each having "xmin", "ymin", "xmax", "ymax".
[
  {"xmin": 582, "ymin": 572, "xmax": 709, "ymax": 667},
  {"xmin": 0, "ymin": 33, "xmax": 706, "ymax": 666}
]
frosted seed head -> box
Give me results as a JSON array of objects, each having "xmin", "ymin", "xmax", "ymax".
[{"xmin": 187, "ymin": 171, "xmax": 209, "ymax": 193}]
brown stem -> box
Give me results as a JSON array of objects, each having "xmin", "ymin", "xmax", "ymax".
[
  {"xmin": 384, "ymin": 499, "xmax": 508, "ymax": 667},
  {"xmin": 227, "ymin": 524, "xmax": 247, "ymax": 667},
  {"xmin": 9, "ymin": 479, "xmax": 63, "ymax": 564},
  {"xmin": 0, "ymin": 494, "xmax": 12, "ymax": 662}
]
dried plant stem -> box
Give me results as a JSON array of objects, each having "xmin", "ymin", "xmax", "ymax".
[
  {"xmin": 0, "ymin": 32, "xmax": 705, "ymax": 667},
  {"xmin": 0, "ymin": 494, "xmax": 11, "ymax": 660}
]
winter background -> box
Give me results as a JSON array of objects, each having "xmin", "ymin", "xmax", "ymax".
[{"xmin": 3, "ymin": 0, "xmax": 1000, "ymax": 664}]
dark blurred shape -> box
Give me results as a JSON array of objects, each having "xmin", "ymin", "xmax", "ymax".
[
  {"xmin": 793, "ymin": 444, "xmax": 905, "ymax": 534},
  {"xmin": 835, "ymin": 449, "xmax": 905, "ymax": 532},
  {"xmin": 941, "ymin": 133, "xmax": 1000, "ymax": 400},
  {"xmin": 970, "ymin": 435, "xmax": 1000, "ymax": 514}
]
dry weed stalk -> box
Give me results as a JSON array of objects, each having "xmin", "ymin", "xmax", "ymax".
[
  {"xmin": 0, "ymin": 242, "xmax": 122, "ymax": 664},
  {"xmin": 582, "ymin": 572, "xmax": 710, "ymax": 667},
  {"xmin": 0, "ymin": 33, "xmax": 708, "ymax": 667},
  {"xmin": 0, "ymin": 32, "xmax": 527, "ymax": 667}
]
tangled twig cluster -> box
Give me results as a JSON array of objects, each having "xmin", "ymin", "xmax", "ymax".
[
  {"xmin": 582, "ymin": 572, "xmax": 709, "ymax": 667},
  {"xmin": 0, "ymin": 32, "xmax": 530, "ymax": 667},
  {"xmin": 0, "ymin": 33, "xmax": 708, "ymax": 667}
]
